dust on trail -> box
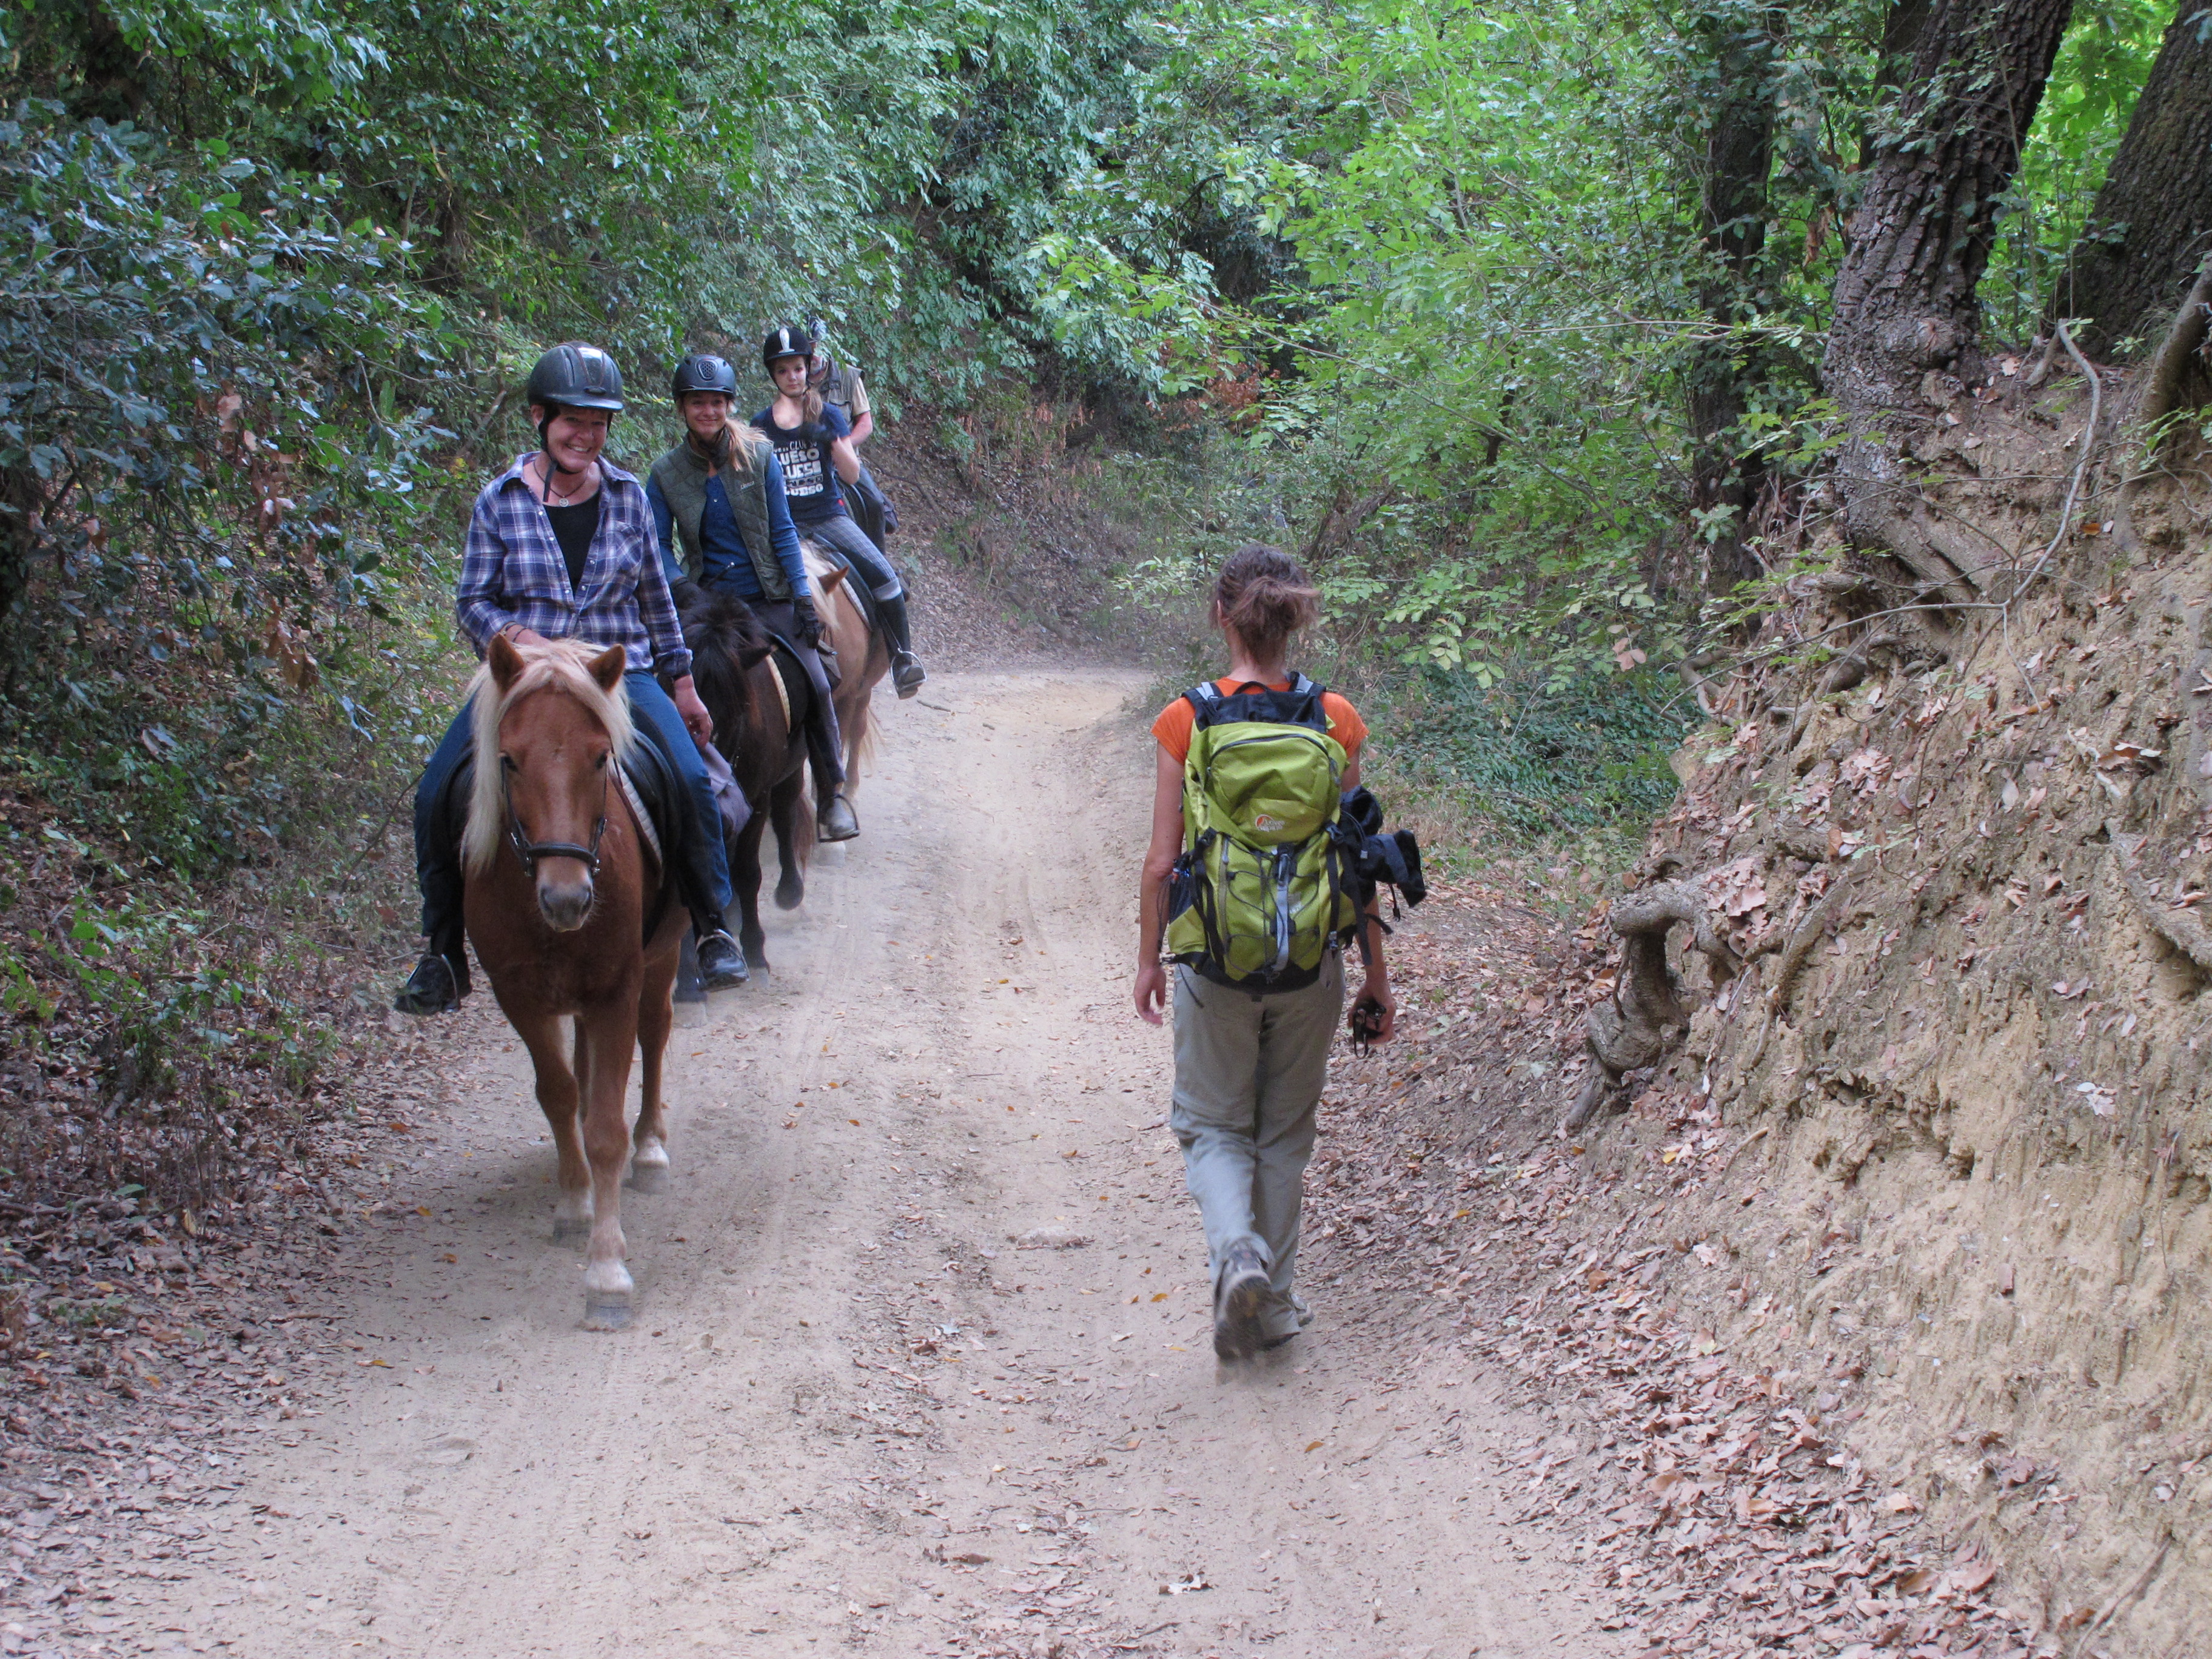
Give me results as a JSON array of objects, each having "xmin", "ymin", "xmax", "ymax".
[{"xmin": 130, "ymin": 669, "xmax": 1625, "ymax": 1659}]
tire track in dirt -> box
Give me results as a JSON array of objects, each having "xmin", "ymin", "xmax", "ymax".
[{"xmin": 119, "ymin": 669, "xmax": 1628, "ymax": 1659}]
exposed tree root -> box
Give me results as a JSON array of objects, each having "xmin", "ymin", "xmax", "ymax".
[
  {"xmin": 1562, "ymin": 877, "xmax": 1741, "ymax": 1136},
  {"xmin": 1783, "ymin": 631, "xmax": 1902, "ymax": 753},
  {"xmin": 2108, "ymin": 821, "xmax": 2212, "ymax": 973}
]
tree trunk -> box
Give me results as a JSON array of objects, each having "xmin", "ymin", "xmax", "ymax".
[
  {"xmin": 1822, "ymin": 0, "xmax": 2076, "ymax": 599},
  {"xmin": 1687, "ymin": 6, "xmax": 1783, "ymax": 600},
  {"xmin": 2053, "ymin": 4, "xmax": 2212, "ymax": 359}
]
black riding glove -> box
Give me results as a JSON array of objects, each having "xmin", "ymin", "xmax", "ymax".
[{"xmin": 791, "ymin": 594, "xmax": 824, "ymax": 649}]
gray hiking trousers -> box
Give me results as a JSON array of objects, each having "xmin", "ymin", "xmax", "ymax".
[{"xmin": 1170, "ymin": 954, "xmax": 1344, "ymax": 1342}]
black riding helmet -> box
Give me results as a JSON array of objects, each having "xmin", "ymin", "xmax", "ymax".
[
  {"xmin": 671, "ymin": 353, "xmax": 740, "ymax": 401},
  {"xmin": 525, "ymin": 341, "xmax": 625, "ymax": 414},
  {"xmin": 523, "ymin": 342, "xmax": 623, "ymax": 497},
  {"xmin": 762, "ymin": 324, "xmax": 815, "ymax": 369}
]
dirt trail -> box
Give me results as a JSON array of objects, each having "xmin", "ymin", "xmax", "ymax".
[{"xmin": 126, "ymin": 670, "xmax": 1624, "ymax": 1659}]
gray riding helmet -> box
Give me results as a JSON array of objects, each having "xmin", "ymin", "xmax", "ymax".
[{"xmin": 671, "ymin": 353, "xmax": 740, "ymax": 401}]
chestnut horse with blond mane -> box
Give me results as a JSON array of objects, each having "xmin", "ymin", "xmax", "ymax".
[{"xmin": 463, "ymin": 634, "xmax": 683, "ymax": 1330}]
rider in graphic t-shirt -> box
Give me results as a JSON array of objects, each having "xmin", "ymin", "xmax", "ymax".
[{"xmin": 752, "ymin": 324, "xmax": 925, "ymax": 697}]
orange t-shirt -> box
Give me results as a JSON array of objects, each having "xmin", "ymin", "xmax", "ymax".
[{"xmin": 1151, "ymin": 679, "xmax": 1367, "ymax": 765}]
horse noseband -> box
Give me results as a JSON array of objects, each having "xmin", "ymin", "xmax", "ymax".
[{"xmin": 503, "ymin": 759, "xmax": 609, "ymax": 876}]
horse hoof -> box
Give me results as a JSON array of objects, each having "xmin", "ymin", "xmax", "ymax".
[
  {"xmin": 672, "ymin": 997, "xmax": 708, "ymax": 1029},
  {"xmin": 774, "ymin": 882, "xmax": 805, "ymax": 912},
  {"xmin": 552, "ymin": 1216, "xmax": 594, "ymax": 1244},
  {"xmin": 626, "ymin": 1162, "xmax": 671, "ymax": 1195},
  {"xmin": 581, "ymin": 1298, "xmax": 633, "ymax": 1332}
]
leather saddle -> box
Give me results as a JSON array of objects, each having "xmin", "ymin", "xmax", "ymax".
[{"xmin": 435, "ymin": 728, "xmax": 689, "ymax": 942}]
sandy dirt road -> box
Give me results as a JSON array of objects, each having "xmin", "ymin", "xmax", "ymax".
[{"xmin": 134, "ymin": 669, "xmax": 1626, "ymax": 1659}]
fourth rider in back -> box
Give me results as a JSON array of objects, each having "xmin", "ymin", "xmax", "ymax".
[
  {"xmin": 754, "ymin": 324, "xmax": 926, "ymax": 698},
  {"xmin": 647, "ymin": 353, "xmax": 860, "ymax": 843}
]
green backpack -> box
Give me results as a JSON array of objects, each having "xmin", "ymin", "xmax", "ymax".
[{"xmin": 1164, "ymin": 675, "xmax": 1364, "ymax": 990}]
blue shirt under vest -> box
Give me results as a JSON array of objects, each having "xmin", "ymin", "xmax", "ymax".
[{"xmin": 647, "ymin": 464, "xmax": 812, "ymax": 602}]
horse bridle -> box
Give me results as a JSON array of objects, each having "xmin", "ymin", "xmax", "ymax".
[{"xmin": 501, "ymin": 757, "xmax": 609, "ymax": 876}]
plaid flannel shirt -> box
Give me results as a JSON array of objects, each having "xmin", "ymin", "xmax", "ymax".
[{"xmin": 454, "ymin": 454, "xmax": 693, "ymax": 679}]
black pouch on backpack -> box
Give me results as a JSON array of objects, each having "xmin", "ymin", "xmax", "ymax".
[
  {"xmin": 1165, "ymin": 851, "xmax": 1198, "ymax": 923},
  {"xmin": 1338, "ymin": 786, "xmax": 1427, "ymax": 910}
]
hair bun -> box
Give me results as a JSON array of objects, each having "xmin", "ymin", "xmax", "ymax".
[{"xmin": 1215, "ymin": 543, "xmax": 1320, "ymax": 657}]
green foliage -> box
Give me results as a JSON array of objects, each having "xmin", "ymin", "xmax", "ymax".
[
  {"xmin": 1987, "ymin": 0, "xmax": 2170, "ymax": 340},
  {"xmin": 1364, "ymin": 664, "xmax": 1694, "ymax": 839}
]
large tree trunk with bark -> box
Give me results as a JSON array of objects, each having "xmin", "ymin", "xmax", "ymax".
[
  {"xmin": 1821, "ymin": 0, "xmax": 2076, "ymax": 600},
  {"xmin": 2053, "ymin": 4, "xmax": 2212, "ymax": 360},
  {"xmin": 1687, "ymin": 6, "xmax": 1784, "ymax": 600}
]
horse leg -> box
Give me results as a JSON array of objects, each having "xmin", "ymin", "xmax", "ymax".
[
  {"xmin": 671, "ymin": 928, "xmax": 706, "ymax": 1027},
  {"xmin": 628, "ymin": 947, "xmax": 677, "ymax": 1195},
  {"xmin": 576, "ymin": 1003, "xmax": 641, "ymax": 1330},
  {"xmin": 511, "ymin": 1011, "xmax": 592, "ymax": 1243},
  {"xmin": 842, "ymin": 682, "xmax": 873, "ymax": 799},
  {"xmin": 735, "ymin": 808, "xmax": 771, "ymax": 970},
  {"xmin": 773, "ymin": 770, "xmax": 807, "ymax": 911}
]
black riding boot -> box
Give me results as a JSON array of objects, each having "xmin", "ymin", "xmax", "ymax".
[
  {"xmin": 879, "ymin": 594, "xmax": 925, "ymax": 698},
  {"xmin": 809, "ymin": 720, "xmax": 859, "ymax": 843},
  {"xmin": 693, "ymin": 914, "xmax": 749, "ymax": 991},
  {"xmin": 394, "ymin": 923, "xmax": 471, "ymax": 1016}
]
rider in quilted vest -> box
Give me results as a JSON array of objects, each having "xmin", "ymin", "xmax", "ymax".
[{"xmin": 648, "ymin": 353, "xmax": 859, "ymax": 843}]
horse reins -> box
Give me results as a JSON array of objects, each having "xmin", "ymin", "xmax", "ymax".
[{"xmin": 502, "ymin": 759, "xmax": 609, "ymax": 876}]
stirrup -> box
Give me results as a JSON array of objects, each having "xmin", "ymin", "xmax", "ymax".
[
  {"xmin": 694, "ymin": 928, "xmax": 749, "ymax": 992},
  {"xmin": 891, "ymin": 651, "xmax": 927, "ymax": 698},
  {"xmin": 392, "ymin": 954, "xmax": 461, "ymax": 1017},
  {"xmin": 817, "ymin": 793, "xmax": 860, "ymax": 843}
]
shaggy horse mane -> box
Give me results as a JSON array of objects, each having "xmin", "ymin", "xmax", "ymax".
[
  {"xmin": 679, "ymin": 581, "xmax": 774, "ymax": 722},
  {"xmin": 461, "ymin": 638, "xmax": 637, "ymax": 876}
]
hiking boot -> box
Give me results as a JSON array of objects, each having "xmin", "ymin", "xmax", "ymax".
[
  {"xmin": 1212, "ymin": 1241, "xmax": 1270, "ymax": 1362},
  {"xmin": 696, "ymin": 928, "xmax": 749, "ymax": 991},
  {"xmin": 891, "ymin": 650, "xmax": 927, "ymax": 699},
  {"xmin": 817, "ymin": 793, "xmax": 861, "ymax": 843},
  {"xmin": 393, "ymin": 954, "xmax": 461, "ymax": 1017}
]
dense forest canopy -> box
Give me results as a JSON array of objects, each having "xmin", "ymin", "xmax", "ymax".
[{"xmin": 0, "ymin": 0, "xmax": 2204, "ymax": 870}]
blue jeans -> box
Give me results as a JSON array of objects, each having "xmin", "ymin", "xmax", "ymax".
[{"xmin": 413, "ymin": 669, "xmax": 732, "ymax": 951}]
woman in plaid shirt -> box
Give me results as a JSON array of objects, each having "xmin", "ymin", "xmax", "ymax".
[{"xmin": 394, "ymin": 343, "xmax": 749, "ymax": 1014}]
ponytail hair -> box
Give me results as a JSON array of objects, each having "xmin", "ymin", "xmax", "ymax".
[{"xmin": 1213, "ymin": 543, "xmax": 1320, "ymax": 659}]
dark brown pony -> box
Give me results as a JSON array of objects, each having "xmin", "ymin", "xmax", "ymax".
[
  {"xmin": 461, "ymin": 636, "xmax": 683, "ymax": 1331},
  {"xmin": 679, "ymin": 585, "xmax": 814, "ymax": 970}
]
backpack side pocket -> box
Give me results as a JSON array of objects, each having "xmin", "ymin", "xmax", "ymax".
[{"xmin": 1166, "ymin": 851, "xmax": 1196, "ymax": 922}]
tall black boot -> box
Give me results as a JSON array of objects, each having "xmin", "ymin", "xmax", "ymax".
[
  {"xmin": 394, "ymin": 925, "xmax": 469, "ymax": 1016},
  {"xmin": 808, "ymin": 717, "xmax": 858, "ymax": 842},
  {"xmin": 879, "ymin": 594, "xmax": 925, "ymax": 698}
]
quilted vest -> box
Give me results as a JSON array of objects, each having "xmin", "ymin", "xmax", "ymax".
[{"xmin": 649, "ymin": 426, "xmax": 790, "ymax": 601}]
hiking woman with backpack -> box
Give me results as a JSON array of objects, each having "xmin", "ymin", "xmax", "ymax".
[{"xmin": 1134, "ymin": 544, "xmax": 1399, "ymax": 1361}]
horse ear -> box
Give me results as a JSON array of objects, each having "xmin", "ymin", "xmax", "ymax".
[
  {"xmin": 815, "ymin": 565, "xmax": 850, "ymax": 597},
  {"xmin": 586, "ymin": 644, "xmax": 627, "ymax": 694},
  {"xmin": 488, "ymin": 632, "xmax": 525, "ymax": 691}
]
